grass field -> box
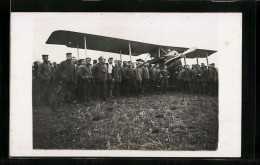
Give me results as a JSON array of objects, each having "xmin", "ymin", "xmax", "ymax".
[{"xmin": 33, "ymin": 92, "xmax": 218, "ymax": 150}]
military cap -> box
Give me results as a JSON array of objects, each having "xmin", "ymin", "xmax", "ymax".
[
  {"xmin": 86, "ymin": 57, "xmax": 92, "ymax": 61},
  {"xmin": 42, "ymin": 54, "xmax": 49, "ymax": 57},
  {"xmin": 66, "ymin": 52, "xmax": 72, "ymax": 56},
  {"xmin": 118, "ymin": 60, "xmax": 122, "ymax": 62},
  {"xmin": 114, "ymin": 60, "xmax": 118, "ymax": 63},
  {"xmin": 108, "ymin": 57, "xmax": 113, "ymax": 59},
  {"xmin": 210, "ymin": 63, "xmax": 215, "ymax": 66},
  {"xmin": 98, "ymin": 56, "xmax": 104, "ymax": 60},
  {"xmin": 78, "ymin": 59, "xmax": 84, "ymax": 62}
]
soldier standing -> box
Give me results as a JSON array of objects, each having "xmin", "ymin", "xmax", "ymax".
[
  {"xmin": 58, "ymin": 53, "xmax": 76, "ymax": 105},
  {"xmin": 154, "ymin": 63, "xmax": 161, "ymax": 93},
  {"xmin": 183, "ymin": 65, "xmax": 192, "ymax": 94},
  {"xmin": 135, "ymin": 62, "xmax": 143, "ymax": 96},
  {"xmin": 92, "ymin": 56, "xmax": 107, "ymax": 101},
  {"xmin": 76, "ymin": 57, "xmax": 93, "ymax": 104},
  {"xmin": 149, "ymin": 64, "xmax": 156, "ymax": 94},
  {"xmin": 120, "ymin": 61, "xmax": 127, "ymax": 96},
  {"xmin": 142, "ymin": 62, "xmax": 150, "ymax": 95},
  {"xmin": 107, "ymin": 57, "xmax": 114, "ymax": 97},
  {"xmin": 208, "ymin": 63, "xmax": 217, "ymax": 96},
  {"xmin": 200, "ymin": 63, "xmax": 208, "ymax": 95},
  {"xmin": 125, "ymin": 61, "xmax": 137, "ymax": 96},
  {"xmin": 37, "ymin": 55, "xmax": 54, "ymax": 105},
  {"xmin": 112, "ymin": 60, "xmax": 122, "ymax": 97},
  {"xmin": 160, "ymin": 65, "xmax": 170, "ymax": 94},
  {"xmin": 192, "ymin": 64, "xmax": 201, "ymax": 94},
  {"xmin": 178, "ymin": 66, "xmax": 185, "ymax": 93}
]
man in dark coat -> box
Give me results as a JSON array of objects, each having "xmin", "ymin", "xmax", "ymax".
[
  {"xmin": 142, "ymin": 62, "xmax": 150, "ymax": 95},
  {"xmin": 37, "ymin": 55, "xmax": 54, "ymax": 105},
  {"xmin": 125, "ymin": 61, "xmax": 137, "ymax": 96},
  {"xmin": 200, "ymin": 63, "xmax": 208, "ymax": 95},
  {"xmin": 183, "ymin": 65, "xmax": 192, "ymax": 94},
  {"xmin": 135, "ymin": 62, "xmax": 143, "ymax": 96},
  {"xmin": 112, "ymin": 60, "xmax": 122, "ymax": 97},
  {"xmin": 177, "ymin": 66, "xmax": 185, "ymax": 93},
  {"xmin": 149, "ymin": 64, "xmax": 156, "ymax": 94},
  {"xmin": 120, "ymin": 61, "xmax": 127, "ymax": 96},
  {"xmin": 76, "ymin": 57, "xmax": 93, "ymax": 104},
  {"xmin": 92, "ymin": 56, "xmax": 107, "ymax": 100},
  {"xmin": 154, "ymin": 63, "xmax": 161, "ymax": 93},
  {"xmin": 192, "ymin": 64, "xmax": 201, "ymax": 94},
  {"xmin": 160, "ymin": 65, "xmax": 170, "ymax": 94},
  {"xmin": 32, "ymin": 61, "xmax": 39, "ymax": 101},
  {"xmin": 208, "ymin": 63, "xmax": 218, "ymax": 95},
  {"xmin": 58, "ymin": 52, "xmax": 76, "ymax": 105}
]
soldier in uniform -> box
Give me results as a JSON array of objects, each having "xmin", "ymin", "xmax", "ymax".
[
  {"xmin": 177, "ymin": 66, "xmax": 185, "ymax": 93},
  {"xmin": 76, "ymin": 57, "xmax": 93, "ymax": 104},
  {"xmin": 135, "ymin": 62, "xmax": 143, "ymax": 96},
  {"xmin": 37, "ymin": 55, "xmax": 54, "ymax": 105},
  {"xmin": 112, "ymin": 60, "xmax": 122, "ymax": 97},
  {"xmin": 58, "ymin": 52, "xmax": 76, "ymax": 105},
  {"xmin": 200, "ymin": 63, "xmax": 208, "ymax": 95},
  {"xmin": 183, "ymin": 65, "xmax": 192, "ymax": 94},
  {"xmin": 149, "ymin": 64, "xmax": 156, "ymax": 94},
  {"xmin": 192, "ymin": 64, "xmax": 201, "ymax": 94},
  {"xmin": 208, "ymin": 63, "xmax": 218, "ymax": 96},
  {"xmin": 92, "ymin": 56, "xmax": 107, "ymax": 100},
  {"xmin": 120, "ymin": 61, "xmax": 127, "ymax": 96},
  {"xmin": 142, "ymin": 62, "xmax": 150, "ymax": 95},
  {"xmin": 107, "ymin": 57, "xmax": 114, "ymax": 98},
  {"xmin": 154, "ymin": 63, "xmax": 161, "ymax": 93},
  {"xmin": 125, "ymin": 61, "xmax": 137, "ymax": 96},
  {"xmin": 160, "ymin": 65, "xmax": 170, "ymax": 94}
]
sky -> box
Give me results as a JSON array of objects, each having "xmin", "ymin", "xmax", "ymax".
[{"xmin": 30, "ymin": 13, "xmax": 219, "ymax": 66}]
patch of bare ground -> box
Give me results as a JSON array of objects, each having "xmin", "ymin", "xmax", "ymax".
[{"xmin": 33, "ymin": 93, "xmax": 218, "ymax": 150}]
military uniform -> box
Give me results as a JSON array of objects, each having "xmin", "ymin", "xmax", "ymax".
[
  {"xmin": 142, "ymin": 66, "xmax": 150, "ymax": 95},
  {"xmin": 192, "ymin": 66, "xmax": 201, "ymax": 94},
  {"xmin": 92, "ymin": 61, "xmax": 107, "ymax": 100},
  {"xmin": 200, "ymin": 65, "xmax": 208, "ymax": 95},
  {"xmin": 58, "ymin": 58, "xmax": 76, "ymax": 104},
  {"xmin": 125, "ymin": 64, "xmax": 137, "ymax": 96},
  {"xmin": 183, "ymin": 67, "xmax": 192, "ymax": 94},
  {"xmin": 37, "ymin": 56, "xmax": 54, "ymax": 105},
  {"xmin": 135, "ymin": 66, "xmax": 143, "ymax": 96},
  {"xmin": 149, "ymin": 66, "xmax": 156, "ymax": 94},
  {"xmin": 154, "ymin": 67, "xmax": 161, "ymax": 92},
  {"xmin": 76, "ymin": 63, "xmax": 93, "ymax": 103},
  {"xmin": 208, "ymin": 64, "xmax": 218, "ymax": 95},
  {"xmin": 160, "ymin": 69, "xmax": 170, "ymax": 94},
  {"xmin": 107, "ymin": 59, "xmax": 114, "ymax": 97},
  {"xmin": 112, "ymin": 64, "xmax": 122, "ymax": 96},
  {"xmin": 178, "ymin": 68, "xmax": 185, "ymax": 93}
]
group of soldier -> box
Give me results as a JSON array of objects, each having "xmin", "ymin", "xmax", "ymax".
[
  {"xmin": 32, "ymin": 52, "xmax": 218, "ymax": 106},
  {"xmin": 175, "ymin": 63, "xmax": 218, "ymax": 96}
]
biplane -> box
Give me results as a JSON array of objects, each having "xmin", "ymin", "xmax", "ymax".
[{"xmin": 46, "ymin": 30, "xmax": 217, "ymax": 87}]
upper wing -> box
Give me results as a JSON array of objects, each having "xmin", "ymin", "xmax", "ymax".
[{"xmin": 46, "ymin": 30, "xmax": 217, "ymax": 58}]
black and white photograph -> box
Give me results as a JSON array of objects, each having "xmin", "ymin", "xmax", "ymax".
[{"xmin": 10, "ymin": 13, "xmax": 242, "ymax": 157}]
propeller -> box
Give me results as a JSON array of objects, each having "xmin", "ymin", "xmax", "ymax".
[{"xmin": 164, "ymin": 47, "xmax": 197, "ymax": 65}]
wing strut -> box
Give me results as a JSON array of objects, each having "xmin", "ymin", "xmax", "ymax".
[
  {"xmin": 84, "ymin": 36, "xmax": 87, "ymax": 57},
  {"xmin": 129, "ymin": 43, "xmax": 132, "ymax": 61},
  {"xmin": 206, "ymin": 51, "xmax": 209, "ymax": 66},
  {"xmin": 77, "ymin": 44, "xmax": 79, "ymax": 59},
  {"xmin": 120, "ymin": 50, "xmax": 122, "ymax": 61}
]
